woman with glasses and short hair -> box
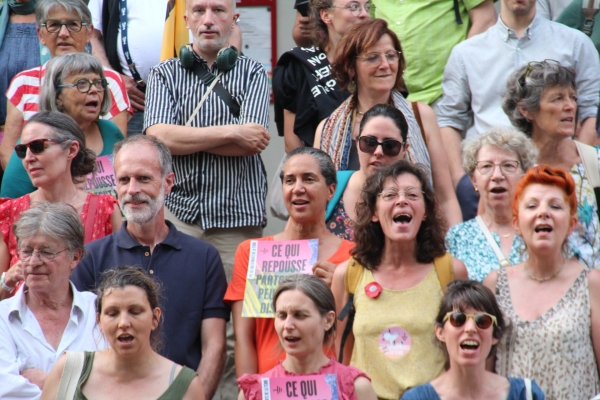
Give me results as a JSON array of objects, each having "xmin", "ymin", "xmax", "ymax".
[
  {"xmin": 2, "ymin": 52, "xmax": 125, "ymax": 198},
  {"xmin": 445, "ymin": 127, "xmax": 538, "ymax": 282},
  {"xmin": 0, "ymin": 111, "xmax": 121, "ymax": 301},
  {"xmin": 503, "ymin": 60, "xmax": 600, "ymax": 269},
  {"xmin": 331, "ymin": 160, "xmax": 468, "ymax": 399},
  {"xmin": 314, "ymin": 19, "xmax": 461, "ymax": 227},
  {"xmin": 401, "ymin": 280, "xmax": 545, "ymax": 399},
  {"xmin": 483, "ymin": 165, "xmax": 600, "ymax": 398}
]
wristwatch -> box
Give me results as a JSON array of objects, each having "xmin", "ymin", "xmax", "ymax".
[{"xmin": 0, "ymin": 272, "xmax": 15, "ymax": 293}]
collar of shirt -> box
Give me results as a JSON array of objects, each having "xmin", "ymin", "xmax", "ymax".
[
  {"xmin": 8, "ymin": 281, "xmax": 87, "ymax": 326},
  {"xmin": 116, "ymin": 220, "xmax": 183, "ymax": 251},
  {"xmin": 496, "ymin": 14, "xmax": 540, "ymax": 41}
]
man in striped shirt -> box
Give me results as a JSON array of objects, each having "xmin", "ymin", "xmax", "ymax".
[{"xmin": 144, "ymin": 1, "xmax": 269, "ymax": 396}]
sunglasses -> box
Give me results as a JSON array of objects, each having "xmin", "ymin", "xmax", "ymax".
[
  {"xmin": 443, "ymin": 311, "xmax": 497, "ymax": 330},
  {"xmin": 357, "ymin": 135, "xmax": 405, "ymax": 157},
  {"xmin": 15, "ymin": 138, "xmax": 67, "ymax": 159}
]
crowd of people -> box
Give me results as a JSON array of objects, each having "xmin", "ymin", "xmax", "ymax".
[{"xmin": 1, "ymin": 0, "xmax": 600, "ymax": 399}]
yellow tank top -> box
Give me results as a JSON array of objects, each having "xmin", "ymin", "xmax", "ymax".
[{"xmin": 349, "ymin": 265, "xmax": 445, "ymax": 399}]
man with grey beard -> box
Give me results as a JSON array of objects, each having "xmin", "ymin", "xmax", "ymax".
[{"xmin": 70, "ymin": 135, "xmax": 229, "ymax": 399}]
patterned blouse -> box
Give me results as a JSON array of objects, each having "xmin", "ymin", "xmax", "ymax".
[
  {"xmin": 494, "ymin": 268, "xmax": 600, "ymax": 399},
  {"xmin": 327, "ymin": 198, "xmax": 355, "ymax": 241},
  {"xmin": 446, "ymin": 218, "xmax": 526, "ymax": 282}
]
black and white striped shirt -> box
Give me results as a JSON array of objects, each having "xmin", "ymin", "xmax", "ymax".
[{"xmin": 144, "ymin": 54, "xmax": 269, "ymax": 229}]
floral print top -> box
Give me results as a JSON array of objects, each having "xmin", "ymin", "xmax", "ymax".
[{"xmin": 327, "ymin": 198, "xmax": 355, "ymax": 241}]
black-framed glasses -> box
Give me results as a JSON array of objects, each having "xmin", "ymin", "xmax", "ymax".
[
  {"xmin": 329, "ymin": 1, "xmax": 373, "ymax": 15},
  {"xmin": 19, "ymin": 248, "xmax": 68, "ymax": 262},
  {"xmin": 15, "ymin": 138, "xmax": 67, "ymax": 159},
  {"xmin": 58, "ymin": 78, "xmax": 108, "ymax": 93},
  {"xmin": 443, "ymin": 311, "xmax": 498, "ymax": 330},
  {"xmin": 41, "ymin": 19, "xmax": 88, "ymax": 33},
  {"xmin": 378, "ymin": 187, "xmax": 423, "ymax": 202},
  {"xmin": 518, "ymin": 59, "xmax": 561, "ymax": 88},
  {"xmin": 356, "ymin": 50, "xmax": 402, "ymax": 67},
  {"xmin": 474, "ymin": 160, "xmax": 521, "ymax": 175},
  {"xmin": 358, "ymin": 135, "xmax": 405, "ymax": 157}
]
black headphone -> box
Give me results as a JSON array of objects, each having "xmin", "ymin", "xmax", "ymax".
[{"xmin": 179, "ymin": 44, "xmax": 238, "ymax": 72}]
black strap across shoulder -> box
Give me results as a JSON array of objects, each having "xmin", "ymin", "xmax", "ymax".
[{"xmin": 190, "ymin": 62, "xmax": 240, "ymax": 118}]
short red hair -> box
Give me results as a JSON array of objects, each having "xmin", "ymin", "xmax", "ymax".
[{"xmin": 512, "ymin": 165, "xmax": 578, "ymax": 219}]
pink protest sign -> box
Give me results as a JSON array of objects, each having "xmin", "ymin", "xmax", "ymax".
[
  {"xmin": 261, "ymin": 374, "xmax": 339, "ymax": 400},
  {"xmin": 84, "ymin": 155, "xmax": 117, "ymax": 199},
  {"xmin": 242, "ymin": 239, "xmax": 318, "ymax": 317}
]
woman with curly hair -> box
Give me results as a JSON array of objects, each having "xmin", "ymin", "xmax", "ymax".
[{"xmin": 331, "ymin": 160, "xmax": 468, "ymax": 399}]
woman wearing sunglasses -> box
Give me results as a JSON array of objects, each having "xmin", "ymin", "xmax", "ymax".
[
  {"xmin": 0, "ymin": 111, "xmax": 121, "ymax": 301},
  {"xmin": 1, "ymin": 52, "xmax": 125, "ymax": 198},
  {"xmin": 503, "ymin": 60, "xmax": 600, "ymax": 270},
  {"xmin": 332, "ymin": 161, "xmax": 468, "ymax": 399},
  {"xmin": 483, "ymin": 165, "xmax": 600, "ymax": 398},
  {"xmin": 445, "ymin": 127, "xmax": 538, "ymax": 282},
  {"xmin": 314, "ymin": 19, "xmax": 460, "ymax": 227},
  {"xmin": 402, "ymin": 280, "xmax": 545, "ymax": 399}
]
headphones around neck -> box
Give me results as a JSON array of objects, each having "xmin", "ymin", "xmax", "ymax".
[{"xmin": 179, "ymin": 44, "xmax": 238, "ymax": 72}]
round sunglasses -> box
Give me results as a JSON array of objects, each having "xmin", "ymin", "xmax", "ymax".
[
  {"xmin": 14, "ymin": 138, "xmax": 67, "ymax": 159},
  {"xmin": 357, "ymin": 135, "xmax": 405, "ymax": 157},
  {"xmin": 443, "ymin": 311, "xmax": 497, "ymax": 330}
]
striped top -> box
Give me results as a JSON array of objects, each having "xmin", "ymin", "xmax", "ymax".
[
  {"xmin": 144, "ymin": 54, "xmax": 269, "ymax": 229},
  {"xmin": 6, "ymin": 61, "xmax": 132, "ymax": 121}
]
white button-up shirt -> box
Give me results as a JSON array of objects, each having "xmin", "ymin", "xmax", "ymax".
[{"xmin": 0, "ymin": 282, "xmax": 107, "ymax": 400}]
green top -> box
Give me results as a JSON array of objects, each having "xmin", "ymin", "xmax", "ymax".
[
  {"xmin": 557, "ymin": 0, "xmax": 600, "ymax": 57},
  {"xmin": 373, "ymin": 0, "xmax": 487, "ymax": 104},
  {"xmin": 0, "ymin": 119, "xmax": 124, "ymax": 198},
  {"xmin": 74, "ymin": 352, "xmax": 197, "ymax": 400}
]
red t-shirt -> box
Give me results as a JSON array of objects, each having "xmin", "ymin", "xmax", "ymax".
[{"xmin": 225, "ymin": 236, "xmax": 354, "ymax": 373}]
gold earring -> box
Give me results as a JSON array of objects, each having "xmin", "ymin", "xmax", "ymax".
[{"xmin": 347, "ymin": 80, "xmax": 357, "ymax": 93}]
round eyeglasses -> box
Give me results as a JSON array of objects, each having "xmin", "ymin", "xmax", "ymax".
[
  {"xmin": 378, "ymin": 187, "xmax": 423, "ymax": 202},
  {"xmin": 474, "ymin": 160, "xmax": 520, "ymax": 175},
  {"xmin": 329, "ymin": 1, "xmax": 372, "ymax": 16},
  {"xmin": 57, "ymin": 78, "xmax": 108, "ymax": 93}
]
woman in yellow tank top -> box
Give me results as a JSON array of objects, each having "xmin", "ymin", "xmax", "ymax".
[{"xmin": 332, "ymin": 160, "xmax": 468, "ymax": 399}]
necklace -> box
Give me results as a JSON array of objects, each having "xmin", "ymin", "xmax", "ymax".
[
  {"xmin": 524, "ymin": 259, "xmax": 565, "ymax": 282},
  {"xmin": 500, "ymin": 233, "xmax": 512, "ymax": 238},
  {"xmin": 357, "ymin": 110, "xmax": 365, "ymax": 115},
  {"xmin": 36, "ymin": 190, "xmax": 79, "ymax": 205}
]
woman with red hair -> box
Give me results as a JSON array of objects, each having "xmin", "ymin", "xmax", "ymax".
[{"xmin": 484, "ymin": 165, "xmax": 600, "ymax": 398}]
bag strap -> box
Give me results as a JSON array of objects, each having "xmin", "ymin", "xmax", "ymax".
[
  {"xmin": 433, "ymin": 253, "xmax": 454, "ymax": 294},
  {"xmin": 190, "ymin": 62, "xmax": 240, "ymax": 118},
  {"xmin": 524, "ymin": 378, "xmax": 533, "ymax": 400},
  {"xmin": 475, "ymin": 216, "xmax": 511, "ymax": 268},
  {"xmin": 574, "ymin": 141, "xmax": 600, "ymax": 220},
  {"xmin": 338, "ymin": 257, "xmax": 364, "ymax": 363},
  {"xmin": 56, "ymin": 351, "xmax": 85, "ymax": 400},
  {"xmin": 411, "ymin": 101, "xmax": 427, "ymax": 146},
  {"xmin": 84, "ymin": 195, "xmax": 98, "ymax": 244},
  {"xmin": 582, "ymin": 0, "xmax": 600, "ymax": 37}
]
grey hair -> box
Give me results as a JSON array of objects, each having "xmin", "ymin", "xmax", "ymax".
[
  {"xmin": 272, "ymin": 274, "xmax": 336, "ymax": 346},
  {"xmin": 462, "ymin": 126, "xmax": 538, "ymax": 175},
  {"xmin": 35, "ymin": 0, "xmax": 92, "ymax": 27},
  {"xmin": 25, "ymin": 111, "xmax": 96, "ymax": 182},
  {"xmin": 279, "ymin": 147, "xmax": 337, "ymax": 187},
  {"xmin": 13, "ymin": 202, "xmax": 85, "ymax": 256},
  {"xmin": 113, "ymin": 135, "xmax": 173, "ymax": 177},
  {"xmin": 40, "ymin": 53, "xmax": 111, "ymax": 117},
  {"xmin": 185, "ymin": 0, "xmax": 236, "ymax": 12},
  {"xmin": 502, "ymin": 61, "xmax": 577, "ymax": 137}
]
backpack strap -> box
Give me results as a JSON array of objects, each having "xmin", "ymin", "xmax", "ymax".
[
  {"xmin": 433, "ymin": 253, "xmax": 454, "ymax": 294},
  {"xmin": 338, "ymin": 257, "xmax": 364, "ymax": 363},
  {"xmin": 582, "ymin": 0, "xmax": 600, "ymax": 37},
  {"xmin": 574, "ymin": 140, "xmax": 600, "ymax": 220}
]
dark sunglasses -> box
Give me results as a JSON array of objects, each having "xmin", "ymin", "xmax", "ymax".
[
  {"xmin": 15, "ymin": 138, "xmax": 67, "ymax": 159},
  {"xmin": 357, "ymin": 135, "xmax": 405, "ymax": 157},
  {"xmin": 443, "ymin": 311, "xmax": 497, "ymax": 330}
]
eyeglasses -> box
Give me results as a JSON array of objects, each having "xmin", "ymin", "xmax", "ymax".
[
  {"xmin": 378, "ymin": 187, "xmax": 423, "ymax": 202},
  {"xmin": 358, "ymin": 135, "xmax": 405, "ymax": 157},
  {"xmin": 41, "ymin": 19, "xmax": 88, "ymax": 33},
  {"xmin": 474, "ymin": 160, "xmax": 520, "ymax": 176},
  {"xmin": 329, "ymin": 1, "xmax": 373, "ymax": 15},
  {"xmin": 19, "ymin": 248, "xmax": 68, "ymax": 262},
  {"xmin": 518, "ymin": 59, "xmax": 561, "ymax": 88},
  {"xmin": 443, "ymin": 311, "xmax": 498, "ymax": 330},
  {"xmin": 356, "ymin": 51, "xmax": 402, "ymax": 67},
  {"xmin": 57, "ymin": 78, "xmax": 108, "ymax": 93},
  {"xmin": 15, "ymin": 138, "xmax": 67, "ymax": 159}
]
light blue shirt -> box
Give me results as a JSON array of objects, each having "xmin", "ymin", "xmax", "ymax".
[
  {"xmin": 437, "ymin": 15, "xmax": 600, "ymax": 139},
  {"xmin": 0, "ymin": 282, "xmax": 107, "ymax": 400}
]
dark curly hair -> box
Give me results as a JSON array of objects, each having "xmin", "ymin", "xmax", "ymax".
[{"xmin": 352, "ymin": 160, "xmax": 447, "ymax": 269}]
